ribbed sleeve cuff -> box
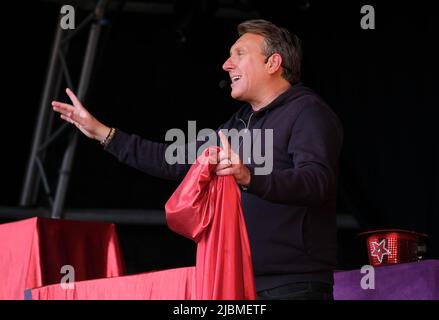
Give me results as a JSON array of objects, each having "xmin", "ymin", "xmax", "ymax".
[
  {"xmin": 246, "ymin": 165, "xmax": 269, "ymax": 197},
  {"xmin": 103, "ymin": 128, "xmax": 129, "ymax": 157}
]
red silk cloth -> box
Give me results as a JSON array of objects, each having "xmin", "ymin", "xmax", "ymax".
[
  {"xmin": 0, "ymin": 217, "xmax": 125, "ymax": 299},
  {"xmin": 165, "ymin": 146, "xmax": 256, "ymax": 299},
  {"xmin": 29, "ymin": 147, "xmax": 256, "ymax": 300}
]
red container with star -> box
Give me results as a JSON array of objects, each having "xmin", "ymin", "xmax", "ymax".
[{"xmin": 358, "ymin": 229, "xmax": 428, "ymax": 266}]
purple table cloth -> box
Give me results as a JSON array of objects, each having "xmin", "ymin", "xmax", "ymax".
[{"xmin": 334, "ymin": 259, "xmax": 439, "ymax": 300}]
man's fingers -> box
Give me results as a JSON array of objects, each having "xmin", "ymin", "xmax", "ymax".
[
  {"xmin": 60, "ymin": 114, "xmax": 77, "ymax": 126},
  {"xmin": 218, "ymin": 130, "xmax": 230, "ymax": 151},
  {"xmin": 57, "ymin": 106, "xmax": 81, "ymax": 124},
  {"xmin": 215, "ymin": 158, "xmax": 232, "ymax": 171},
  {"xmin": 218, "ymin": 130, "xmax": 236, "ymax": 161},
  {"xmin": 208, "ymin": 152, "xmax": 219, "ymax": 164},
  {"xmin": 65, "ymin": 88, "xmax": 83, "ymax": 109},
  {"xmin": 52, "ymin": 100, "xmax": 84, "ymax": 125},
  {"xmin": 218, "ymin": 130, "xmax": 240, "ymax": 163},
  {"xmin": 60, "ymin": 114, "xmax": 70, "ymax": 122},
  {"xmin": 52, "ymin": 101, "xmax": 75, "ymax": 115},
  {"xmin": 218, "ymin": 149, "xmax": 228, "ymax": 162},
  {"xmin": 218, "ymin": 152, "xmax": 241, "ymax": 166},
  {"xmin": 216, "ymin": 167, "xmax": 235, "ymax": 176},
  {"xmin": 219, "ymin": 158, "xmax": 231, "ymax": 165}
]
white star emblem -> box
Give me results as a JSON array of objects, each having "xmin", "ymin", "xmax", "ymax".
[{"xmin": 370, "ymin": 239, "xmax": 391, "ymax": 263}]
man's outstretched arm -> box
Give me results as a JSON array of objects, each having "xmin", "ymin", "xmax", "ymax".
[{"xmin": 52, "ymin": 88, "xmax": 191, "ymax": 181}]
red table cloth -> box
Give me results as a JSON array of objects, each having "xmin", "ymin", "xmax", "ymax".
[
  {"xmin": 29, "ymin": 147, "xmax": 256, "ymax": 300},
  {"xmin": 29, "ymin": 267, "xmax": 196, "ymax": 300},
  {"xmin": 0, "ymin": 217, "xmax": 125, "ymax": 299}
]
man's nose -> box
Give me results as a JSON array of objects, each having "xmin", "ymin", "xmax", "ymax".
[{"xmin": 222, "ymin": 57, "xmax": 234, "ymax": 71}]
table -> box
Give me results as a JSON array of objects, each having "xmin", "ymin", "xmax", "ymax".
[
  {"xmin": 26, "ymin": 151, "xmax": 257, "ymax": 300},
  {"xmin": 27, "ymin": 267, "xmax": 196, "ymax": 300},
  {"xmin": 0, "ymin": 217, "xmax": 125, "ymax": 299},
  {"xmin": 334, "ymin": 259, "xmax": 439, "ymax": 300}
]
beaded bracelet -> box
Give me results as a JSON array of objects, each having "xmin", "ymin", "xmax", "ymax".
[{"xmin": 101, "ymin": 127, "xmax": 116, "ymax": 147}]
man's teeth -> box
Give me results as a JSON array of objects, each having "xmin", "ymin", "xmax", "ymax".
[{"xmin": 232, "ymin": 76, "xmax": 241, "ymax": 82}]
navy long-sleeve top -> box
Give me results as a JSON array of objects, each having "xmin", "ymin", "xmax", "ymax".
[{"xmin": 105, "ymin": 81, "xmax": 343, "ymax": 291}]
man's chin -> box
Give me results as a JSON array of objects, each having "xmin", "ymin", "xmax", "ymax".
[{"xmin": 231, "ymin": 91, "xmax": 244, "ymax": 101}]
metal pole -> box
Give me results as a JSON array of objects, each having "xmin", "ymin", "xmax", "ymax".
[
  {"xmin": 51, "ymin": 0, "xmax": 109, "ymax": 219},
  {"xmin": 20, "ymin": 20, "xmax": 64, "ymax": 206}
]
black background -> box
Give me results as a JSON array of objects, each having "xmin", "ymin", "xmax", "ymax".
[{"xmin": 1, "ymin": 0, "xmax": 438, "ymax": 274}]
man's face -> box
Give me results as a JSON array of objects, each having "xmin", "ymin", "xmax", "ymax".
[{"xmin": 222, "ymin": 33, "xmax": 269, "ymax": 104}]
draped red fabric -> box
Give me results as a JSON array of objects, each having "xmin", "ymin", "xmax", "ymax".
[
  {"xmin": 37, "ymin": 218, "xmax": 125, "ymax": 285},
  {"xmin": 0, "ymin": 218, "xmax": 42, "ymax": 299},
  {"xmin": 165, "ymin": 146, "xmax": 256, "ymax": 300},
  {"xmin": 30, "ymin": 267, "xmax": 196, "ymax": 300},
  {"xmin": 0, "ymin": 217, "xmax": 125, "ymax": 299},
  {"xmin": 28, "ymin": 146, "xmax": 255, "ymax": 300}
]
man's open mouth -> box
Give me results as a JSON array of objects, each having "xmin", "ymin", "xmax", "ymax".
[{"xmin": 231, "ymin": 75, "xmax": 242, "ymax": 83}]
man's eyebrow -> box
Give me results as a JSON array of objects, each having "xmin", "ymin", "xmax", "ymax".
[{"xmin": 230, "ymin": 46, "xmax": 245, "ymax": 55}]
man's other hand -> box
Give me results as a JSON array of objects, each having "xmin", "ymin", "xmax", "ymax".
[{"xmin": 215, "ymin": 130, "xmax": 251, "ymax": 186}]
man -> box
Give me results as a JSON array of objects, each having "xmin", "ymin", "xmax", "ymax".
[{"xmin": 52, "ymin": 19, "xmax": 343, "ymax": 299}]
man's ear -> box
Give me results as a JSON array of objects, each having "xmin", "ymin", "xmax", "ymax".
[{"xmin": 266, "ymin": 53, "xmax": 283, "ymax": 74}]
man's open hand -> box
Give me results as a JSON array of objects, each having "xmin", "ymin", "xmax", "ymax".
[{"xmin": 52, "ymin": 88, "xmax": 110, "ymax": 142}]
